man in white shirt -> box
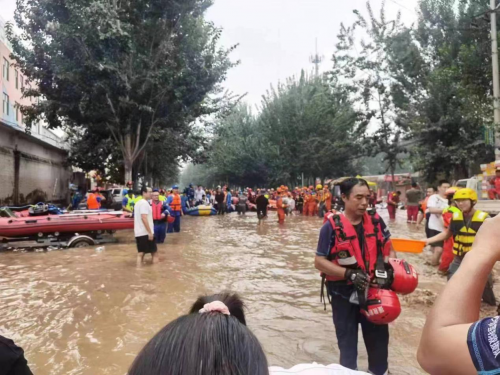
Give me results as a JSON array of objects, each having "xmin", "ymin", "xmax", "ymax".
[
  {"xmin": 426, "ymin": 180, "xmax": 450, "ymax": 266},
  {"xmin": 194, "ymin": 186, "xmax": 205, "ymax": 206},
  {"xmin": 134, "ymin": 186, "xmax": 157, "ymax": 266}
]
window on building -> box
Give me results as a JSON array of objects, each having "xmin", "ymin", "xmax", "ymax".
[
  {"xmin": 20, "ymin": 74, "xmax": 24, "ymax": 88},
  {"xmin": 15, "ymin": 102, "xmax": 19, "ymax": 122},
  {"xmin": 3, "ymin": 93, "xmax": 9, "ymax": 116},
  {"xmin": 2, "ymin": 58, "xmax": 9, "ymax": 81},
  {"xmin": 15, "ymin": 70, "xmax": 18, "ymax": 89}
]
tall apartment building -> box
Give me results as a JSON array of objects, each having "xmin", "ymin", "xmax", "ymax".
[{"xmin": 0, "ymin": 16, "xmax": 71, "ymax": 205}]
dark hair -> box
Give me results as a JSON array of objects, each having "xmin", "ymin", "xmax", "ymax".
[
  {"xmin": 227, "ymin": 187, "xmax": 231, "ymax": 192},
  {"xmin": 141, "ymin": 186, "xmax": 150, "ymax": 194},
  {"xmin": 396, "ymin": 191, "xmax": 402, "ymax": 195},
  {"xmin": 135, "ymin": 190, "xmax": 142, "ymax": 196},
  {"xmin": 428, "ymin": 186, "xmax": 436, "ymax": 192},
  {"xmin": 411, "ymin": 182, "xmax": 418, "ymax": 188},
  {"xmin": 128, "ymin": 312, "xmax": 268, "ymax": 375},
  {"xmin": 339, "ymin": 178, "xmax": 370, "ymax": 198},
  {"xmin": 189, "ymin": 293, "xmax": 246, "ymax": 326},
  {"xmin": 438, "ymin": 180, "xmax": 450, "ymax": 187}
]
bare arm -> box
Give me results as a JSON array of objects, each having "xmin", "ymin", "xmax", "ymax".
[
  {"xmin": 417, "ymin": 216, "xmax": 500, "ymax": 374},
  {"xmin": 426, "ymin": 228, "xmax": 452, "ymax": 245},
  {"xmin": 141, "ymin": 214, "xmax": 153, "ymax": 235},
  {"xmin": 314, "ymin": 256, "xmax": 347, "ymax": 279}
]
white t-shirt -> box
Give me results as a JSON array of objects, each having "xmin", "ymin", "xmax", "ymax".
[
  {"xmin": 134, "ymin": 199, "xmax": 154, "ymax": 237},
  {"xmin": 427, "ymin": 194, "xmax": 448, "ymax": 232},
  {"xmin": 194, "ymin": 189, "xmax": 205, "ymax": 202},
  {"xmin": 269, "ymin": 363, "xmax": 369, "ymax": 374}
]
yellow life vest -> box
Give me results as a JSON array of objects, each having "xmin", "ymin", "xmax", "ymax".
[
  {"xmin": 124, "ymin": 194, "xmax": 135, "ymax": 211},
  {"xmin": 159, "ymin": 195, "xmax": 166, "ymax": 202},
  {"xmin": 451, "ymin": 209, "xmax": 489, "ymax": 256}
]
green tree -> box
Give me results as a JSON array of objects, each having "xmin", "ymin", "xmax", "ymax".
[
  {"xmin": 331, "ymin": 3, "xmax": 408, "ymax": 187},
  {"xmin": 377, "ymin": 0, "xmax": 494, "ymax": 181},
  {"xmin": 7, "ymin": 0, "xmax": 236, "ymax": 182}
]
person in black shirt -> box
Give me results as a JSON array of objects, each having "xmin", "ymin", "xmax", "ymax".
[
  {"xmin": 214, "ymin": 187, "xmax": 225, "ymax": 215},
  {"xmin": 0, "ymin": 335, "xmax": 33, "ymax": 375},
  {"xmin": 256, "ymin": 192, "xmax": 269, "ymax": 220}
]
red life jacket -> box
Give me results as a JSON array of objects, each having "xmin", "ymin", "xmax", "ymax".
[
  {"xmin": 170, "ymin": 194, "xmax": 182, "ymax": 212},
  {"xmin": 493, "ymin": 177, "xmax": 500, "ymax": 192},
  {"xmin": 325, "ymin": 212, "xmax": 391, "ymax": 282},
  {"xmin": 152, "ymin": 201, "xmax": 164, "ymax": 220}
]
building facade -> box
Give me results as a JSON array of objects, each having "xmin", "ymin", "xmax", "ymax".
[{"xmin": 0, "ymin": 16, "xmax": 71, "ymax": 205}]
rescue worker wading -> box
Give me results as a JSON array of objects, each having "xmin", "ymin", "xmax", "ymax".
[
  {"xmin": 315, "ymin": 178, "xmax": 396, "ymax": 375},
  {"xmin": 166, "ymin": 185, "xmax": 183, "ymax": 233},
  {"xmin": 426, "ymin": 188, "xmax": 496, "ymax": 305}
]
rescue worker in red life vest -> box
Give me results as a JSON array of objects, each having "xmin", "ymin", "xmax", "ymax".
[
  {"xmin": 387, "ymin": 190, "xmax": 401, "ymax": 220},
  {"xmin": 488, "ymin": 168, "xmax": 500, "ymax": 200},
  {"xmin": 166, "ymin": 185, "xmax": 183, "ymax": 233},
  {"xmin": 151, "ymin": 189, "xmax": 170, "ymax": 244},
  {"xmin": 315, "ymin": 178, "xmax": 397, "ymax": 375}
]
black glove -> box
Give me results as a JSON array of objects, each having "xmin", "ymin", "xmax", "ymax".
[{"xmin": 345, "ymin": 269, "xmax": 369, "ymax": 291}]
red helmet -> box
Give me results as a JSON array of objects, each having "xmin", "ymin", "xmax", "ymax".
[
  {"xmin": 361, "ymin": 287, "xmax": 401, "ymax": 325},
  {"xmin": 389, "ymin": 258, "xmax": 418, "ymax": 295}
]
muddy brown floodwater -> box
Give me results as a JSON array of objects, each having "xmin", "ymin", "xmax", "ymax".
[{"xmin": 1, "ymin": 209, "xmax": 499, "ymax": 375}]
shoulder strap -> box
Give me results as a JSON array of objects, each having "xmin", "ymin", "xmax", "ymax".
[{"xmin": 367, "ymin": 209, "xmax": 388, "ymax": 284}]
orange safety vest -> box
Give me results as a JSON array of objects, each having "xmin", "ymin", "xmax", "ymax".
[
  {"xmin": 325, "ymin": 212, "xmax": 391, "ymax": 282},
  {"xmin": 87, "ymin": 193, "xmax": 99, "ymax": 210},
  {"xmin": 170, "ymin": 194, "xmax": 182, "ymax": 212}
]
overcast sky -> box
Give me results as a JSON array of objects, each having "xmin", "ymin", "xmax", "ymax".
[{"xmin": 0, "ymin": 0, "xmax": 420, "ymax": 108}]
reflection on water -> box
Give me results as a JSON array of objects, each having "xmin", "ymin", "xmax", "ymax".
[{"xmin": 1, "ymin": 209, "xmax": 492, "ymax": 375}]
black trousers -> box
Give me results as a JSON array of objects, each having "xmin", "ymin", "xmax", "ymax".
[
  {"xmin": 328, "ymin": 283, "xmax": 389, "ymax": 375},
  {"xmin": 257, "ymin": 207, "xmax": 267, "ymax": 219},
  {"xmin": 217, "ymin": 203, "xmax": 225, "ymax": 215}
]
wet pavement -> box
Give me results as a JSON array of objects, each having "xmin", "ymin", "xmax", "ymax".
[{"xmin": 0, "ymin": 209, "xmax": 498, "ymax": 374}]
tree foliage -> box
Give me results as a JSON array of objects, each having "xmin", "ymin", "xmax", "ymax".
[
  {"xmin": 7, "ymin": 0, "xmax": 236, "ymax": 182},
  {"xmin": 182, "ymin": 73, "xmax": 365, "ymax": 188}
]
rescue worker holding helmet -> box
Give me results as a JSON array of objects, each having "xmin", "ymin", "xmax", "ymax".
[
  {"xmin": 426, "ymin": 188, "xmax": 496, "ymax": 305},
  {"xmin": 314, "ymin": 178, "xmax": 399, "ymax": 375}
]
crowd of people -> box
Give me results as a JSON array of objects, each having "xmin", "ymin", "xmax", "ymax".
[{"xmin": 5, "ymin": 175, "xmax": 500, "ymax": 374}]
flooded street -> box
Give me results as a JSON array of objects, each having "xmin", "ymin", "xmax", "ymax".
[{"xmin": 0, "ymin": 210, "xmax": 498, "ymax": 374}]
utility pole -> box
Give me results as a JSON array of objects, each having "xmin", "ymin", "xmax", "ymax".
[
  {"xmin": 309, "ymin": 38, "xmax": 323, "ymax": 77},
  {"xmin": 491, "ymin": 0, "xmax": 500, "ymax": 160}
]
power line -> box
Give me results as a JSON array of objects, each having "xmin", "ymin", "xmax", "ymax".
[{"xmin": 387, "ymin": 0, "xmax": 418, "ymax": 16}]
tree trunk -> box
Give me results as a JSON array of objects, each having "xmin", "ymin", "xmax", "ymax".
[
  {"xmin": 123, "ymin": 133, "xmax": 134, "ymax": 185},
  {"xmin": 124, "ymin": 158, "xmax": 133, "ymax": 185}
]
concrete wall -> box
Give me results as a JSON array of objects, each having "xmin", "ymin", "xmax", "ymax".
[{"xmin": 0, "ymin": 122, "xmax": 71, "ymax": 205}]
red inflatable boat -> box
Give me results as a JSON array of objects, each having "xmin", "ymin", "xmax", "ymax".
[{"xmin": 0, "ymin": 212, "xmax": 133, "ymax": 238}]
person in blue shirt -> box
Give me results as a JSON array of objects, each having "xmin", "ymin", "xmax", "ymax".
[
  {"xmin": 187, "ymin": 184, "xmax": 195, "ymax": 207},
  {"xmin": 122, "ymin": 189, "xmax": 136, "ymax": 213},
  {"xmin": 418, "ymin": 213, "xmax": 500, "ymax": 374},
  {"xmin": 71, "ymin": 190, "xmax": 83, "ymax": 210},
  {"xmin": 226, "ymin": 187, "xmax": 232, "ymax": 212}
]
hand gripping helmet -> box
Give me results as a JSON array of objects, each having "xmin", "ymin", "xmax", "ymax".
[
  {"xmin": 389, "ymin": 258, "xmax": 418, "ymax": 295},
  {"xmin": 361, "ymin": 287, "xmax": 401, "ymax": 325}
]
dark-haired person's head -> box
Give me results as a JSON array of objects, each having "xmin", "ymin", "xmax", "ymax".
[
  {"xmin": 340, "ymin": 178, "xmax": 370, "ymax": 217},
  {"xmin": 141, "ymin": 186, "xmax": 152, "ymax": 200},
  {"xmin": 411, "ymin": 182, "xmax": 418, "ymax": 188},
  {"xmin": 189, "ymin": 293, "xmax": 246, "ymax": 325},
  {"xmin": 438, "ymin": 180, "xmax": 451, "ymax": 196},
  {"xmin": 427, "ymin": 187, "xmax": 436, "ymax": 196},
  {"xmin": 129, "ymin": 303, "xmax": 268, "ymax": 375},
  {"xmin": 396, "ymin": 191, "xmax": 402, "ymax": 195}
]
